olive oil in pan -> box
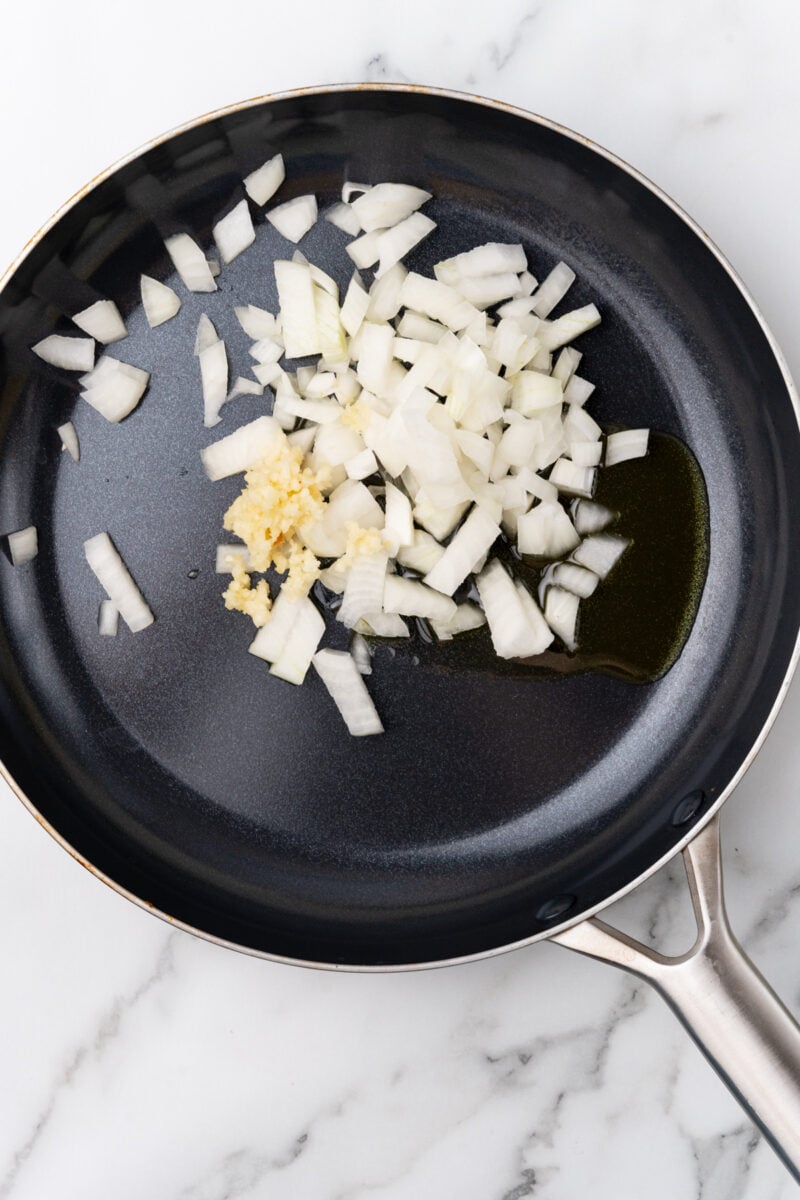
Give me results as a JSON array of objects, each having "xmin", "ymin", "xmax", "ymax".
[{"xmin": 399, "ymin": 432, "xmax": 709, "ymax": 683}]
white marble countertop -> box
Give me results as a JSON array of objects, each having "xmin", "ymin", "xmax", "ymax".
[{"xmin": 2, "ymin": 3, "xmax": 800, "ymax": 1197}]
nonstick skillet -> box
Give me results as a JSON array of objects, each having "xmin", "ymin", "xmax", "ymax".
[{"xmin": 2, "ymin": 85, "xmax": 800, "ymax": 1177}]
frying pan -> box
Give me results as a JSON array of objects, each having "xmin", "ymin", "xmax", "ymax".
[{"xmin": 2, "ymin": 84, "xmax": 800, "ymax": 1178}]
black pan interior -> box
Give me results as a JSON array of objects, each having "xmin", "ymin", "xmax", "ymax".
[{"xmin": 0, "ymin": 88, "xmax": 798, "ymax": 966}]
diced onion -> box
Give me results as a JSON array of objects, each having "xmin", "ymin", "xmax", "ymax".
[
  {"xmin": 81, "ymin": 356, "xmax": 149, "ymax": 423},
  {"xmin": 350, "ymin": 183, "xmax": 431, "ymax": 233},
  {"xmin": 84, "ymin": 532, "xmax": 153, "ymax": 632},
  {"xmin": 549, "ymin": 457, "xmax": 596, "ymax": 499},
  {"xmin": 269, "ymin": 598, "xmax": 325, "ymax": 685},
  {"xmin": 531, "ymin": 262, "xmax": 575, "ymax": 318},
  {"xmin": 571, "ymin": 499, "xmax": 616, "ymax": 536},
  {"xmin": 573, "ymin": 534, "xmax": 630, "ymax": 579},
  {"xmin": 57, "ymin": 421, "xmax": 80, "ymax": 462},
  {"xmin": 312, "ymin": 649, "xmax": 384, "ymax": 736},
  {"xmin": 383, "ymin": 574, "xmax": 457, "ymax": 622},
  {"xmin": 72, "ymin": 300, "xmax": 127, "ymax": 344},
  {"xmin": 338, "ymin": 552, "xmax": 388, "ymax": 629},
  {"xmin": 200, "ymin": 338, "xmax": 229, "ymax": 427},
  {"xmin": 201, "ymin": 416, "xmax": 283, "ymax": 481},
  {"xmin": 33, "ymin": 335, "xmax": 95, "ymax": 372},
  {"xmin": 324, "ymin": 202, "xmax": 362, "ymax": 236},
  {"xmin": 164, "ymin": 233, "xmax": 217, "ymax": 293},
  {"xmin": 424, "ymin": 507, "xmax": 500, "ymax": 596},
  {"xmin": 605, "ymin": 428, "xmax": 650, "ymax": 466},
  {"xmin": 8, "ymin": 526, "xmax": 38, "ymax": 565},
  {"xmin": 213, "ymin": 199, "xmax": 256, "ymax": 265},
  {"xmin": 140, "ymin": 275, "xmax": 181, "ymax": 327},
  {"xmin": 517, "ymin": 503, "xmax": 580, "ymax": 559},
  {"xmin": 98, "ymin": 599, "xmax": 119, "ymax": 636},
  {"xmin": 350, "ymin": 632, "xmax": 372, "ymax": 674},
  {"xmin": 215, "ymin": 544, "xmax": 250, "ymax": 572},
  {"xmin": 552, "ymin": 561, "xmax": 599, "ymax": 598},
  {"xmin": 266, "ymin": 194, "xmax": 317, "ymax": 243},
  {"xmin": 244, "ymin": 154, "xmax": 285, "ymax": 206},
  {"xmin": 476, "ymin": 560, "xmax": 552, "ymax": 658},
  {"xmin": 431, "ymin": 602, "xmax": 486, "ymax": 640},
  {"xmin": 544, "ymin": 586, "xmax": 580, "ymax": 650}
]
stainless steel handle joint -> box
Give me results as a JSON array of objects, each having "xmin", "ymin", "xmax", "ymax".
[{"xmin": 552, "ymin": 814, "xmax": 800, "ymax": 1180}]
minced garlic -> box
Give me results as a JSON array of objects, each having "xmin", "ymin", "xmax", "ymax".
[
  {"xmin": 222, "ymin": 561, "xmax": 272, "ymax": 627},
  {"xmin": 221, "ymin": 439, "xmax": 327, "ymax": 624}
]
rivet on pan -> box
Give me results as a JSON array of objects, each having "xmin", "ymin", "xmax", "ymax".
[
  {"xmin": 671, "ymin": 790, "xmax": 706, "ymax": 827},
  {"xmin": 536, "ymin": 894, "xmax": 576, "ymax": 923}
]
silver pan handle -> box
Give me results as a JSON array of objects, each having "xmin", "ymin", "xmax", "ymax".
[{"xmin": 551, "ymin": 814, "xmax": 800, "ymax": 1181}]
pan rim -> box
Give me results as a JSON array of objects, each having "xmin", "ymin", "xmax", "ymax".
[{"xmin": 3, "ymin": 81, "xmax": 799, "ymax": 972}]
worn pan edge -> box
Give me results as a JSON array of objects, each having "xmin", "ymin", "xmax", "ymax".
[{"xmin": 2, "ymin": 81, "xmax": 799, "ymax": 971}]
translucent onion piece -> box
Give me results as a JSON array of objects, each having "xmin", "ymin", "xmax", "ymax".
[
  {"xmin": 33, "ymin": 335, "xmax": 95, "ymax": 372},
  {"xmin": 57, "ymin": 421, "xmax": 80, "ymax": 462},
  {"xmin": 605, "ymin": 428, "xmax": 650, "ymax": 466},
  {"xmin": 213, "ymin": 199, "xmax": 256, "ymax": 264},
  {"xmin": 164, "ymin": 233, "xmax": 217, "ymax": 293},
  {"xmin": 244, "ymin": 154, "xmax": 285, "ymax": 206},
  {"xmin": 266, "ymin": 194, "xmax": 317, "ymax": 244},
  {"xmin": 140, "ymin": 275, "xmax": 181, "ymax": 327},
  {"xmin": 98, "ymin": 599, "xmax": 119, "ymax": 636},
  {"xmin": 201, "ymin": 416, "xmax": 283, "ymax": 481}
]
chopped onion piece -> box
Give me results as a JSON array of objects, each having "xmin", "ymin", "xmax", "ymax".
[
  {"xmin": 400, "ymin": 273, "xmax": 480, "ymax": 333},
  {"xmin": 538, "ymin": 304, "xmax": 601, "ymax": 351},
  {"xmin": 375, "ymin": 212, "xmax": 436, "ymax": 277},
  {"xmin": 573, "ymin": 534, "xmax": 630, "ymax": 579},
  {"xmin": 33, "ymin": 335, "xmax": 95, "ymax": 372},
  {"xmin": 201, "ymin": 415, "xmax": 283, "ymax": 481},
  {"xmin": 98, "ymin": 599, "xmax": 119, "ymax": 637},
  {"xmin": 73, "ymin": 300, "xmax": 127, "ymax": 344},
  {"xmin": 194, "ymin": 314, "xmax": 218, "ymax": 356},
  {"xmin": 269, "ymin": 598, "xmax": 325, "ymax": 685},
  {"xmin": 512, "ymin": 372, "xmax": 563, "ymax": 415},
  {"xmin": 367, "ymin": 263, "xmax": 407, "ymax": 323},
  {"xmin": 325, "ymin": 201, "xmax": 362, "ymax": 236},
  {"xmin": 531, "ymin": 262, "xmax": 576, "ymax": 318},
  {"xmin": 396, "ymin": 312, "xmax": 447, "ymax": 343},
  {"xmin": 248, "ymin": 339, "xmax": 282, "ymax": 365},
  {"xmin": 346, "ymin": 231, "xmax": 381, "ymax": 269},
  {"xmin": 518, "ymin": 503, "xmax": 580, "ymax": 559},
  {"xmin": 338, "ymin": 552, "xmax": 388, "ymax": 629},
  {"xmin": 435, "ymin": 243, "xmax": 526, "ymax": 286},
  {"xmin": 81, "ymin": 356, "xmax": 149, "ymax": 423},
  {"xmin": 235, "ymin": 305, "xmax": 279, "ymax": 340},
  {"xmin": 563, "ymin": 406, "xmax": 602, "ymax": 443},
  {"xmin": 355, "ymin": 612, "xmax": 410, "ymax": 638},
  {"xmin": 476, "ymin": 560, "xmax": 552, "ymax": 658},
  {"xmin": 215, "ymin": 544, "xmax": 250, "ymax": 573},
  {"xmin": 8, "ymin": 526, "xmax": 37, "ymax": 565},
  {"xmin": 57, "ymin": 421, "xmax": 80, "ymax": 462},
  {"xmin": 312, "ymin": 649, "xmax": 384, "ymax": 736},
  {"xmin": 249, "ymin": 591, "xmax": 303, "ymax": 663},
  {"xmin": 266, "ymin": 194, "xmax": 317, "ymax": 243},
  {"xmin": 455, "ymin": 273, "xmax": 522, "ymax": 309},
  {"xmin": 200, "ymin": 338, "xmax": 229, "ymax": 427},
  {"xmin": 84, "ymin": 532, "xmax": 153, "ymax": 632},
  {"xmin": 350, "ymin": 632, "xmax": 373, "ymax": 674},
  {"xmin": 563, "ymin": 375, "xmax": 595, "ymax": 407},
  {"xmin": 431, "ymin": 602, "xmax": 486, "ymax": 641},
  {"xmin": 340, "ymin": 273, "xmax": 370, "ymax": 339},
  {"xmin": 302, "ymin": 480, "xmax": 384, "ymax": 557},
  {"xmin": 549, "ymin": 458, "xmax": 596, "ymax": 499},
  {"xmin": 287, "ymin": 426, "xmax": 317, "ymax": 456},
  {"xmin": 383, "ymin": 482, "xmax": 414, "ymax": 553},
  {"xmin": 350, "ymin": 183, "xmax": 431, "ymax": 233},
  {"xmin": 342, "ymin": 181, "xmax": 370, "ymax": 204},
  {"xmin": 345, "ymin": 448, "xmax": 378, "ymax": 480},
  {"xmin": 140, "ymin": 275, "xmax": 181, "ymax": 327},
  {"xmin": 252, "ymin": 362, "xmax": 282, "ymax": 387},
  {"xmin": 571, "ymin": 499, "xmax": 616, "ymax": 536},
  {"xmin": 213, "ymin": 199, "xmax": 256, "ymax": 264},
  {"xmin": 244, "ymin": 154, "xmax": 285, "ymax": 206},
  {"xmin": 515, "ymin": 468, "xmax": 559, "ymax": 505},
  {"xmin": 553, "ymin": 562, "xmax": 599, "ymax": 598},
  {"xmin": 383, "ymin": 575, "xmax": 457, "ymax": 622},
  {"xmin": 552, "ymin": 347, "xmax": 582, "ymax": 386},
  {"xmin": 514, "ymin": 580, "xmax": 556, "ymax": 655},
  {"xmin": 164, "ymin": 233, "xmax": 217, "ymax": 293},
  {"xmin": 275, "ymin": 260, "xmax": 320, "ymax": 358},
  {"xmin": 570, "ymin": 441, "xmax": 603, "ymax": 467},
  {"xmin": 396, "ymin": 529, "xmax": 444, "ymax": 575},
  {"xmin": 605, "ymin": 428, "xmax": 650, "ymax": 466},
  {"xmin": 424, "ymin": 507, "xmax": 500, "ymax": 597},
  {"xmin": 544, "ymin": 586, "xmax": 579, "ymax": 650}
]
